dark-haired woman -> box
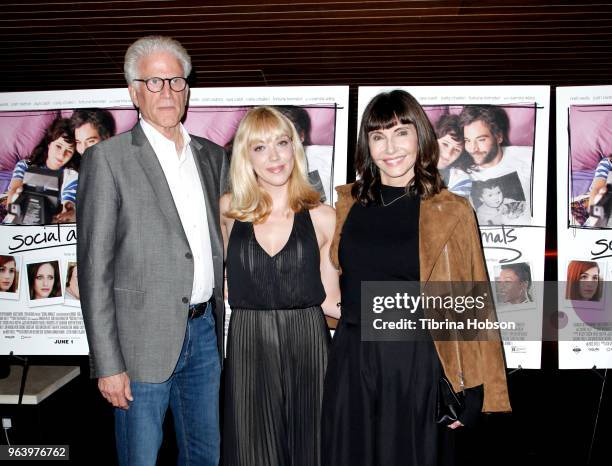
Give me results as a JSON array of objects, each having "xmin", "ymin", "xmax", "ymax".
[
  {"xmin": 321, "ymin": 90, "xmax": 510, "ymax": 466},
  {"xmin": 28, "ymin": 261, "xmax": 62, "ymax": 300},
  {"xmin": 65, "ymin": 263, "xmax": 80, "ymax": 301},
  {"xmin": 5, "ymin": 118, "xmax": 80, "ymax": 221}
]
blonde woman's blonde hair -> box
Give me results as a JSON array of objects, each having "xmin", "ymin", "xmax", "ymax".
[{"xmin": 226, "ymin": 106, "xmax": 320, "ymax": 223}]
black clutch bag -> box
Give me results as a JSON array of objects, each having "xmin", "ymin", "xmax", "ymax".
[{"xmin": 436, "ymin": 375, "xmax": 465, "ymax": 425}]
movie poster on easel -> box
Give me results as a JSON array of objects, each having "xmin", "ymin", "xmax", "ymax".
[
  {"xmin": 358, "ymin": 86, "xmax": 550, "ymax": 369},
  {"xmin": 557, "ymin": 85, "xmax": 612, "ymax": 369},
  {"xmin": 0, "ymin": 86, "xmax": 350, "ymax": 356}
]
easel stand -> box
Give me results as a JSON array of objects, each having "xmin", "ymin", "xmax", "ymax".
[
  {"xmin": 587, "ymin": 366, "xmax": 608, "ymax": 466},
  {"xmin": 507, "ymin": 365, "xmax": 523, "ymax": 376},
  {"xmin": 7, "ymin": 352, "xmax": 29, "ymax": 406}
]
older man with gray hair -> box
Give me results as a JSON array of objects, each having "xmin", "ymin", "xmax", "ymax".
[{"xmin": 77, "ymin": 36, "xmax": 227, "ymax": 465}]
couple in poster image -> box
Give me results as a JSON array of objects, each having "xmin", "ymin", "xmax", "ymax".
[
  {"xmin": 435, "ymin": 106, "xmax": 533, "ymax": 226},
  {"xmin": 78, "ymin": 36, "xmax": 509, "ymax": 466},
  {"xmin": 3, "ymin": 118, "xmax": 79, "ymax": 224},
  {"xmin": 2, "ymin": 107, "xmax": 116, "ymax": 225}
]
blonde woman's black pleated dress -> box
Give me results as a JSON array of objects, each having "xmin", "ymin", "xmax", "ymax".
[{"xmin": 224, "ymin": 209, "xmax": 331, "ymax": 466}]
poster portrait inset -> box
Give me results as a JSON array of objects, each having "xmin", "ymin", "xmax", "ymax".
[
  {"xmin": 64, "ymin": 260, "xmax": 80, "ymax": 306},
  {"xmin": 471, "ymin": 172, "xmax": 530, "ymax": 226},
  {"xmin": 493, "ymin": 261, "xmax": 535, "ymax": 311},
  {"xmin": 564, "ymin": 260, "xmax": 607, "ymax": 313},
  {"xmin": 25, "ymin": 259, "xmax": 63, "ymax": 307},
  {"xmin": 0, "ymin": 254, "xmax": 21, "ymax": 300}
]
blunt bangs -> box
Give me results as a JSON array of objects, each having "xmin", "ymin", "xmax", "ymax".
[
  {"xmin": 244, "ymin": 108, "xmax": 293, "ymax": 149},
  {"xmin": 362, "ymin": 92, "xmax": 417, "ymax": 134}
]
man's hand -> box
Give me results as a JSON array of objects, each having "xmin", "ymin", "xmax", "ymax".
[{"xmin": 98, "ymin": 372, "xmax": 133, "ymax": 409}]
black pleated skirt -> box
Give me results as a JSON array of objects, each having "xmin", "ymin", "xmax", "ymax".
[
  {"xmin": 223, "ymin": 306, "xmax": 331, "ymax": 466},
  {"xmin": 321, "ymin": 319, "xmax": 452, "ymax": 466}
]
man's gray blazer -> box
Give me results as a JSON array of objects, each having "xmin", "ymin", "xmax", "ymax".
[{"xmin": 76, "ymin": 123, "xmax": 228, "ymax": 383}]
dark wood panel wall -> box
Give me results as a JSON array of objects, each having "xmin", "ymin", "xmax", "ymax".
[{"xmin": 2, "ymin": 0, "xmax": 611, "ymax": 92}]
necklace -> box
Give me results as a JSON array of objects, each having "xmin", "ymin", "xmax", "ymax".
[{"xmin": 380, "ymin": 190, "xmax": 408, "ymax": 207}]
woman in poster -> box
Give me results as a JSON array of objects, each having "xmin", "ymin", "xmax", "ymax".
[
  {"xmin": 566, "ymin": 260, "xmax": 602, "ymax": 301},
  {"xmin": 321, "ymin": 90, "xmax": 510, "ymax": 466},
  {"xmin": 276, "ymin": 105, "xmax": 334, "ymax": 203},
  {"xmin": 4, "ymin": 118, "xmax": 79, "ymax": 219},
  {"xmin": 220, "ymin": 106, "xmax": 340, "ymax": 466},
  {"xmin": 28, "ymin": 261, "xmax": 62, "ymax": 300},
  {"xmin": 435, "ymin": 114, "xmax": 472, "ymax": 198},
  {"xmin": 65, "ymin": 263, "xmax": 80, "ymax": 301},
  {"xmin": 0, "ymin": 255, "xmax": 18, "ymax": 293}
]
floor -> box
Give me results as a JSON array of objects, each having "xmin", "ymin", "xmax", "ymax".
[{"xmin": 0, "ymin": 348, "xmax": 610, "ymax": 466}]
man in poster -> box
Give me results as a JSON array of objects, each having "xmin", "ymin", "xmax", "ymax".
[
  {"xmin": 498, "ymin": 262, "xmax": 533, "ymax": 305},
  {"xmin": 77, "ymin": 36, "xmax": 227, "ymax": 465},
  {"xmin": 459, "ymin": 105, "xmax": 533, "ymax": 220},
  {"xmin": 55, "ymin": 109, "xmax": 118, "ymax": 224},
  {"xmin": 71, "ymin": 108, "xmax": 117, "ymax": 156}
]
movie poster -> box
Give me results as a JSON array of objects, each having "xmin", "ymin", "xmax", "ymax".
[
  {"xmin": 557, "ymin": 85, "xmax": 612, "ymax": 369},
  {"xmin": 358, "ymin": 86, "xmax": 551, "ymax": 368},
  {"xmin": 0, "ymin": 86, "xmax": 349, "ymax": 355}
]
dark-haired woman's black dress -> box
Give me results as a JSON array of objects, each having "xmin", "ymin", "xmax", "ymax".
[
  {"xmin": 321, "ymin": 185, "xmax": 448, "ymax": 466},
  {"xmin": 224, "ymin": 209, "xmax": 331, "ymax": 466}
]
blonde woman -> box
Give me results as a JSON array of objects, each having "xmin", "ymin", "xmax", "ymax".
[{"xmin": 220, "ymin": 106, "xmax": 340, "ymax": 466}]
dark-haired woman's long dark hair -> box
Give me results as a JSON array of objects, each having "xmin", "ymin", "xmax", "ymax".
[
  {"xmin": 352, "ymin": 90, "xmax": 444, "ymax": 205},
  {"xmin": 28, "ymin": 118, "xmax": 80, "ymax": 171}
]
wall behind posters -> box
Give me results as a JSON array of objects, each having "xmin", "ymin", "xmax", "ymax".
[
  {"xmin": 0, "ymin": 86, "xmax": 349, "ymax": 356},
  {"xmin": 557, "ymin": 85, "xmax": 612, "ymax": 369},
  {"xmin": 357, "ymin": 86, "xmax": 550, "ymax": 368}
]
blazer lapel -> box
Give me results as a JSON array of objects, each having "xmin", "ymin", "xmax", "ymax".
[
  {"xmin": 190, "ymin": 138, "xmax": 222, "ymax": 255},
  {"xmin": 131, "ymin": 124, "xmax": 189, "ymax": 242},
  {"xmin": 419, "ymin": 193, "xmax": 462, "ymax": 284}
]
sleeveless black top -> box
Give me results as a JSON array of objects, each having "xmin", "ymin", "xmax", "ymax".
[
  {"xmin": 339, "ymin": 185, "xmax": 420, "ymax": 324},
  {"xmin": 227, "ymin": 209, "xmax": 326, "ymax": 310}
]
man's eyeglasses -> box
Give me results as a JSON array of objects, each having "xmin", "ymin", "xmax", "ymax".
[{"xmin": 132, "ymin": 77, "xmax": 188, "ymax": 93}]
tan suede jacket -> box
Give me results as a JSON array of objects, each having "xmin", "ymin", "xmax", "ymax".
[{"xmin": 330, "ymin": 183, "xmax": 511, "ymax": 413}]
